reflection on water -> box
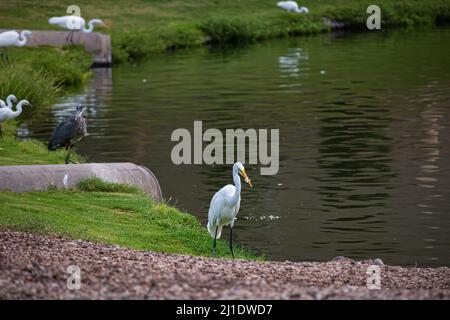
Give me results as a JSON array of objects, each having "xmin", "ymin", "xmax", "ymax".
[
  {"xmin": 21, "ymin": 27, "xmax": 450, "ymax": 266},
  {"xmin": 279, "ymin": 48, "xmax": 308, "ymax": 78}
]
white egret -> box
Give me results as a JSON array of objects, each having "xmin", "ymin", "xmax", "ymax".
[
  {"xmin": 0, "ymin": 99, "xmax": 30, "ymax": 135},
  {"xmin": 48, "ymin": 16, "xmax": 104, "ymax": 44},
  {"xmin": 207, "ymin": 162, "xmax": 253, "ymax": 258},
  {"xmin": 277, "ymin": 1, "xmax": 309, "ymax": 13},
  {"xmin": 0, "ymin": 30, "xmax": 32, "ymax": 64}
]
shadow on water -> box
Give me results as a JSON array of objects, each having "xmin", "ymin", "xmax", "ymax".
[{"xmin": 20, "ymin": 27, "xmax": 450, "ymax": 266}]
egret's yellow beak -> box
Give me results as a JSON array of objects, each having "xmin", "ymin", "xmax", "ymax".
[{"xmin": 241, "ymin": 170, "xmax": 253, "ymax": 188}]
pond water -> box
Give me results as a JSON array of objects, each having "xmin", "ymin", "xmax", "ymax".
[{"xmin": 22, "ymin": 27, "xmax": 450, "ymax": 267}]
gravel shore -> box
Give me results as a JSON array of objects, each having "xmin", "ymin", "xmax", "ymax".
[{"xmin": 1, "ymin": 229, "xmax": 449, "ymax": 299}]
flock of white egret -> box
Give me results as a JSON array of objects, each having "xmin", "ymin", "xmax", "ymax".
[
  {"xmin": 0, "ymin": 95, "xmax": 30, "ymax": 134},
  {"xmin": 0, "ymin": 1, "xmax": 310, "ymax": 257},
  {"xmin": 0, "ymin": 13, "xmax": 104, "ymax": 63},
  {"xmin": 0, "ymin": 13, "xmax": 103, "ymax": 132}
]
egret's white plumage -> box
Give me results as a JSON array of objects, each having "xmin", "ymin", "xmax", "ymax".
[
  {"xmin": 0, "ymin": 30, "xmax": 32, "ymax": 47},
  {"xmin": 207, "ymin": 162, "xmax": 253, "ymax": 258},
  {"xmin": 0, "ymin": 99, "xmax": 30, "ymax": 121},
  {"xmin": 0, "ymin": 30, "xmax": 32, "ymax": 63},
  {"xmin": 4, "ymin": 95, "xmax": 18, "ymax": 109},
  {"xmin": 48, "ymin": 16, "xmax": 104, "ymax": 33},
  {"xmin": 207, "ymin": 184, "xmax": 241, "ymax": 239},
  {"xmin": 0, "ymin": 99, "xmax": 30, "ymax": 134},
  {"xmin": 277, "ymin": 1, "xmax": 309, "ymax": 13}
]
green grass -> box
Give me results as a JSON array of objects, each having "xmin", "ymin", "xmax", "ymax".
[
  {"xmin": 0, "ymin": 46, "xmax": 92, "ymax": 108},
  {"xmin": 1, "ymin": 0, "xmax": 450, "ymax": 63},
  {"xmin": 0, "ymin": 178, "xmax": 258, "ymax": 259}
]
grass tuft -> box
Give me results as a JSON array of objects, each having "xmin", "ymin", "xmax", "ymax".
[{"xmin": 76, "ymin": 177, "xmax": 140, "ymax": 194}]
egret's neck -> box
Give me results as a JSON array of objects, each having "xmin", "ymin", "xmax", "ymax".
[
  {"xmin": 11, "ymin": 101, "xmax": 25, "ymax": 118},
  {"xmin": 231, "ymin": 169, "xmax": 241, "ymax": 205},
  {"xmin": 18, "ymin": 31, "xmax": 29, "ymax": 46},
  {"xmin": 82, "ymin": 20, "xmax": 95, "ymax": 33},
  {"xmin": 6, "ymin": 97, "xmax": 14, "ymax": 109}
]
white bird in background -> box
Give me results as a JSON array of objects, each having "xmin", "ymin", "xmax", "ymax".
[
  {"xmin": 277, "ymin": 1, "xmax": 309, "ymax": 13},
  {"xmin": 0, "ymin": 99, "xmax": 30, "ymax": 135},
  {"xmin": 48, "ymin": 16, "xmax": 104, "ymax": 44},
  {"xmin": 2, "ymin": 95, "xmax": 18, "ymax": 109},
  {"xmin": 207, "ymin": 162, "xmax": 253, "ymax": 258},
  {"xmin": 0, "ymin": 30, "xmax": 32, "ymax": 64}
]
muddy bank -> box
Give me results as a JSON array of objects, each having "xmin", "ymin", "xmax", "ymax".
[{"xmin": 0, "ymin": 229, "xmax": 449, "ymax": 299}]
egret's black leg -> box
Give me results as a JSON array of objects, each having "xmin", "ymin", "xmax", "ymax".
[
  {"xmin": 212, "ymin": 225, "xmax": 218, "ymax": 257},
  {"xmin": 2, "ymin": 48, "xmax": 9, "ymax": 65},
  {"xmin": 229, "ymin": 227, "xmax": 235, "ymax": 259}
]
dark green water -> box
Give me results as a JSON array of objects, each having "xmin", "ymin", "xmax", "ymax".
[{"xmin": 23, "ymin": 27, "xmax": 450, "ymax": 266}]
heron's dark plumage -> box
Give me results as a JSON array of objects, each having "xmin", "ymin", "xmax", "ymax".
[{"xmin": 48, "ymin": 106, "xmax": 88, "ymax": 151}]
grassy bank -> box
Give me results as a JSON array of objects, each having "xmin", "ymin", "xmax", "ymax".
[
  {"xmin": 0, "ymin": 178, "xmax": 256, "ymax": 259},
  {"xmin": 1, "ymin": 0, "xmax": 450, "ymax": 63}
]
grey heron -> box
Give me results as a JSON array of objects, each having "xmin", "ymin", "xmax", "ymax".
[{"xmin": 48, "ymin": 105, "xmax": 88, "ymax": 164}]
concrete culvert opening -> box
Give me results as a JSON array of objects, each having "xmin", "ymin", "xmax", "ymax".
[{"xmin": 0, "ymin": 163, "xmax": 163, "ymax": 201}]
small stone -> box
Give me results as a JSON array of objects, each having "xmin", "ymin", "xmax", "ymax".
[
  {"xmin": 374, "ymin": 258, "xmax": 385, "ymax": 266},
  {"xmin": 332, "ymin": 256, "xmax": 347, "ymax": 261}
]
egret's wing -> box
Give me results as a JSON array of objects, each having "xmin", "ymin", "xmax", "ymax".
[
  {"xmin": 234, "ymin": 197, "xmax": 241, "ymax": 217},
  {"xmin": 229, "ymin": 196, "xmax": 240, "ymax": 229},
  {"xmin": 207, "ymin": 192, "xmax": 222, "ymax": 237},
  {"xmin": 207, "ymin": 184, "xmax": 235, "ymax": 238}
]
